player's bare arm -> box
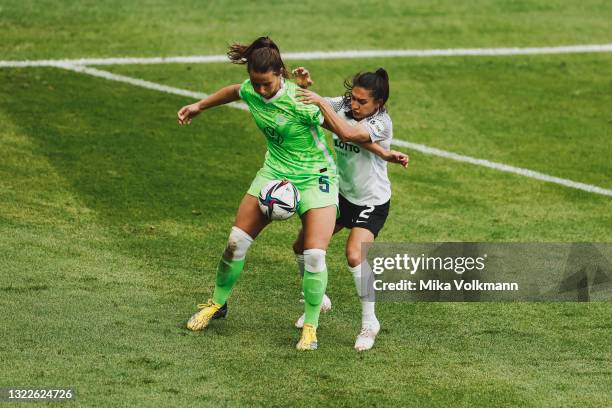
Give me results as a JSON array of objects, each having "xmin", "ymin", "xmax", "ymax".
[
  {"xmin": 177, "ymin": 84, "xmax": 241, "ymax": 125},
  {"xmin": 297, "ymin": 88, "xmax": 371, "ymax": 143},
  {"xmin": 359, "ymin": 142, "xmax": 409, "ymax": 168},
  {"xmin": 292, "ymin": 69, "xmax": 406, "ymax": 166}
]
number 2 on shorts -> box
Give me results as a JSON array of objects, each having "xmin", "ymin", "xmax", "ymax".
[{"xmin": 358, "ymin": 205, "xmax": 375, "ymax": 221}]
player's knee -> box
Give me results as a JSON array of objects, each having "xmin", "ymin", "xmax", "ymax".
[
  {"xmin": 346, "ymin": 245, "xmax": 362, "ymax": 268},
  {"xmin": 303, "ymin": 248, "xmax": 326, "ymax": 273},
  {"xmin": 303, "ymin": 249, "xmax": 326, "ymax": 306},
  {"xmin": 223, "ymin": 226, "xmax": 253, "ymax": 261}
]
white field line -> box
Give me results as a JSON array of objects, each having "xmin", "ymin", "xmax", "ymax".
[
  {"xmin": 391, "ymin": 140, "xmax": 612, "ymax": 197},
  {"xmin": 59, "ymin": 64, "xmax": 249, "ymax": 111},
  {"xmin": 49, "ymin": 64, "xmax": 612, "ymax": 197},
  {"xmin": 2, "ymin": 44, "xmax": 612, "ymax": 67}
]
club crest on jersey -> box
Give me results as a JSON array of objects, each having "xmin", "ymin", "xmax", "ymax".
[
  {"xmin": 275, "ymin": 114, "xmax": 287, "ymax": 125},
  {"xmin": 264, "ymin": 126, "xmax": 284, "ymax": 145},
  {"xmin": 369, "ymin": 119, "xmax": 385, "ymax": 136}
]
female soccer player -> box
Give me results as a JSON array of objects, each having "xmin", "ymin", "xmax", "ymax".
[
  {"xmin": 292, "ymin": 68, "xmax": 408, "ymax": 351},
  {"xmin": 177, "ymin": 37, "xmax": 338, "ymax": 351}
]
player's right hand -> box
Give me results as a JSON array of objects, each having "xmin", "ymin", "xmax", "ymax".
[
  {"xmin": 177, "ymin": 103, "xmax": 201, "ymax": 125},
  {"xmin": 387, "ymin": 150, "xmax": 409, "ymax": 168}
]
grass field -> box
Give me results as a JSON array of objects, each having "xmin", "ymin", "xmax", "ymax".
[{"xmin": 1, "ymin": 1, "xmax": 611, "ymax": 407}]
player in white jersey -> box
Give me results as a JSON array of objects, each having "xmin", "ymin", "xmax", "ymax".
[{"xmin": 292, "ymin": 68, "xmax": 408, "ymax": 350}]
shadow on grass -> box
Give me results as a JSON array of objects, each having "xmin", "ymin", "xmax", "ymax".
[{"xmin": 0, "ymin": 67, "xmax": 263, "ymax": 225}]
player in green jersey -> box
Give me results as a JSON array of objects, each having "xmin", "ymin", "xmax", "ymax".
[{"xmin": 177, "ymin": 37, "xmax": 336, "ymax": 351}]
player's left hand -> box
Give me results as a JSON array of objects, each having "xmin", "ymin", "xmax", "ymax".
[
  {"xmin": 296, "ymin": 88, "xmax": 324, "ymax": 106},
  {"xmin": 387, "ymin": 150, "xmax": 409, "ymax": 168}
]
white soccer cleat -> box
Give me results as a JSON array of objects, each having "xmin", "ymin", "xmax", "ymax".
[
  {"xmin": 295, "ymin": 294, "xmax": 332, "ymax": 329},
  {"xmin": 354, "ymin": 319, "xmax": 380, "ymax": 351}
]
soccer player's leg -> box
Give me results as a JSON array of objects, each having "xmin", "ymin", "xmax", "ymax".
[
  {"xmin": 346, "ymin": 199, "xmax": 389, "ymax": 350},
  {"xmin": 293, "ymin": 226, "xmax": 337, "ymax": 329},
  {"xmin": 292, "ymin": 228, "xmax": 306, "ymax": 277},
  {"xmin": 186, "ymin": 192, "xmax": 270, "ymax": 331},
  {"xmin": 345, "ymin": 227, "xmax": 380, "ymax": 350},
  {"xmin": 296, "ymin": 204, "xmax": 336, "ymax": 350}
]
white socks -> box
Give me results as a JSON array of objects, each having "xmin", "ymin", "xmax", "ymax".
[
  {"xmin": 348, "ymin": 262, "xmax": 377, "ymax": 325},
  {"xmin": 295, "ymin": 253, "xmax": 305, "ymax": 277}
]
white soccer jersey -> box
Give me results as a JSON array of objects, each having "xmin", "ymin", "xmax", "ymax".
[{"xmin": 326, "ymin": 96, "xmax": 393, "ymax": 206}]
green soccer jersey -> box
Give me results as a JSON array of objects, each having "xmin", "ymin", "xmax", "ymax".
[{"xmin": 239, "ymin": 78, "xmax": 337, "ymax": 180}]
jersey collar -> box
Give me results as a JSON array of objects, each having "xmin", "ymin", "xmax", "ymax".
[{"xmin": 261, "ymin": 78, "xmax": 286, "ymax": 104}]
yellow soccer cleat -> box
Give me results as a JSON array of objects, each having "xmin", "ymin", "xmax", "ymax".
[
  {"xmin": 296, "ymin": 323, "xmax": 318, "ymax": 351},
  {"xmin": 186, "ymin": 299, "xmax": 227, "ymax": 331}
]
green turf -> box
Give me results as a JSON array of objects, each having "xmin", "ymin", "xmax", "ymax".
[
  {"xmin": 1, "ymin": 2, "xmax": 611, "ymax": 407},
  {"xmin": 2, "ymin": 1, "xmax": 612, "ymax": 60}
]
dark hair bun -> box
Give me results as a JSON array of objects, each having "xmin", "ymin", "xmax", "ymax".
[{"xmin": 375, "ymin": 68, "xmax": 388, "ymax": 80}]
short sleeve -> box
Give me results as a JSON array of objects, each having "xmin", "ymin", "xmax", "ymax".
[
  {"xmin": 363, "ymin": 113, "xmax": 392, "ymax": 142},
  {"xmin": 238, "ymin": 79, "xmax": 251, "ymax": 100},
  {"xmin": 295, "ymin": 102, "xmax": 324, "ymax": 126},
  {"xmin": 324, "ymin": 96, "xmax": 346, "ymax": 113}
]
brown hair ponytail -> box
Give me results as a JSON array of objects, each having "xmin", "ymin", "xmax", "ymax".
[{"xmin": 227, "ymin": 36, "xmax": 288, "ymax": 78}]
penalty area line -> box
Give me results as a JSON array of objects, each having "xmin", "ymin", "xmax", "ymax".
[{"xmin": 58, "ymin": 64, "xmax": 612, "ymax": 197}]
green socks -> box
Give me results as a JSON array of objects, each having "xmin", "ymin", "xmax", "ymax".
[
  {"xmin": 211, "ymin": 226, "xmax": 253, "ymax": 305},
  {"xmin": 212, "ymin": 257, "xmax": 245, "ymax": 305},
  {"xmin": 303, "ymin": 270, "xmax": 328, "ymax": 327}
]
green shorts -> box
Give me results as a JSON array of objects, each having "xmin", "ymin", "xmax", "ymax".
[{"xmin": 247, "ymin": 166, "xmax": 338, "ymax": 217}]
